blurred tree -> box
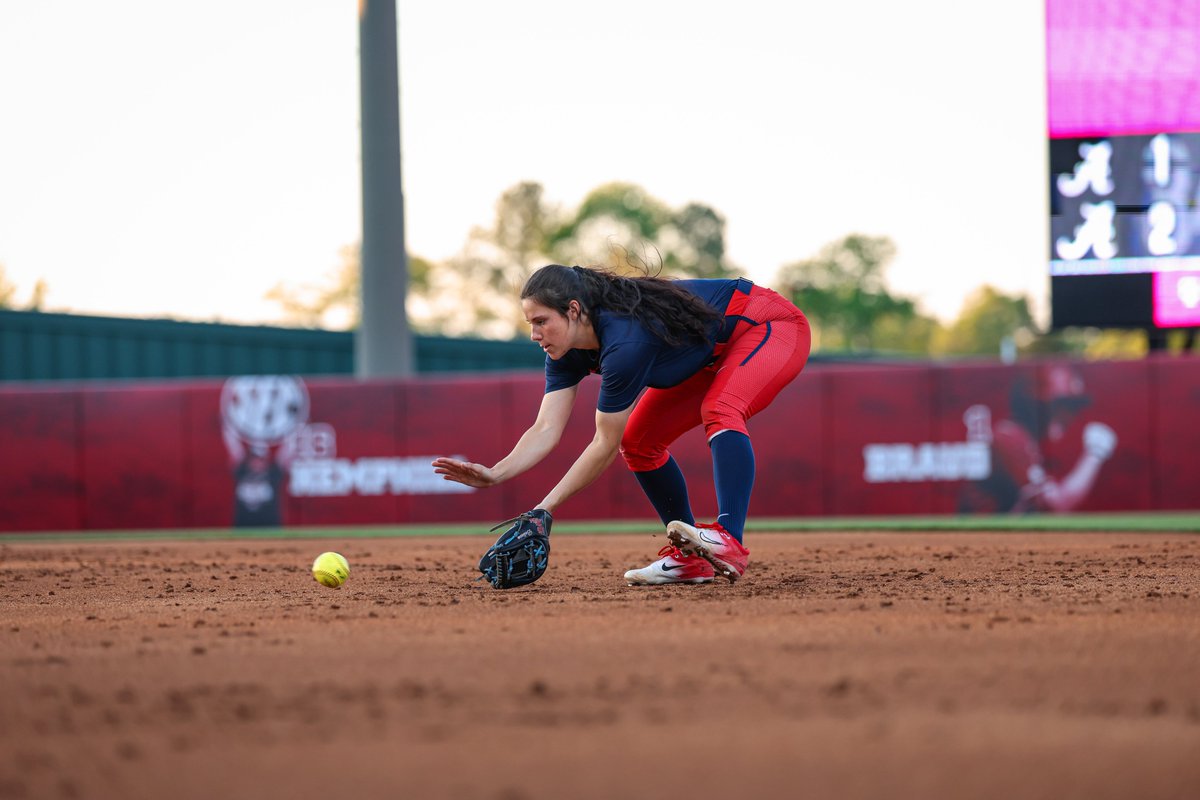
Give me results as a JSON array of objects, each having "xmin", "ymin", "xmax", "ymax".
[
  {"xmin": 1084, "ymin": 329, "xmax": 1150, "ymax": 358},
  {"xmin": 776, "ymin": 234, "xmax": 935, "ymax": 352},
  {"xmin": 265, "ymin": 183, "xmax": 560, "ymax": 336},
  {"xmin": 27, "ymin": 279, "xmax": 47, "ymax": 310},
  {"xmin": 491, "ymin": 182, "xmax": 559, "ymax": 271},
  {"xmin": 933, "ymin": 285, "xmax": 1036, "ymax": 356},
  {"xmin": 263, "ymin": 182, "xmax": 743, "ymax": 339},
  {"xmin": 545, "ymin": 182, "xmax": 737, "ymax": 280},
  {"xmin": 0, "ymin": 264, "xmax": 46, "ymax": 310},
  {"xmin": 665, "ymin": 202, "xmax": 735, "ymax": 279},
  {"xmin": 1023, "ymin": 327, "xmax": 1151, "ymax": 358},
  {"xmin": 266, "ymin": 245, "xmax": 435, "ymax": 331},
  {"xmin": 547, "ymin": 182, "xmax": 667, "ymax": 257},
  {"xmin": 874, "ymin": 312, "xmax": 943, "ymax": 355},
  {"xmin": 1164, "ymin": 329, "xmax": 1200, "ymax": 355},
  {"xmin": 0, "ymin": 263, "xmax": 15, "ymax": 307},
  {"xmin": 266, "ymin": 244, "xmax": 360, "ymax": 329},
  {"xmin": 435, "ymin": 182, "xmax": 565, "ymax": 338},
  {"xmin": 424, "ymin": 181, "xmax": 739, "ymax": 339}
]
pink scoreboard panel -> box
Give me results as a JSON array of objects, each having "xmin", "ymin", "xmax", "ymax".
[
  {"xmin": 1154, "ymin": 272, "xmax": 1200, "ymax": 328},
  {"xmin": 1047, "ymin": 0, "xmax": 1200, "ymax": 330}
]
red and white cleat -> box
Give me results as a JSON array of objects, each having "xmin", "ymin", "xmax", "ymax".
[
  {"xmin": 624, "ymin": 544, "xmax": 715, "ymax": 586},
  {"xmin": 665, "ymin": 521, "xmax": 749, "ymax": 583}
]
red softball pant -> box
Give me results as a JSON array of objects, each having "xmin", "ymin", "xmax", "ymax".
[{"xmin": 619, "ymin": 286, "xmax": 812, "ymax": 472}]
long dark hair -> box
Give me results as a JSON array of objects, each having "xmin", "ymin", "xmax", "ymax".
[{"xmin": 521, "ymin": 264, "xmax": 722, "ymax": 347}]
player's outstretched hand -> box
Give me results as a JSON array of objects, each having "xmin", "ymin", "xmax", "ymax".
[{"xmin": 431, "ymin": 457, "xmax": 499, "ymax": 488}]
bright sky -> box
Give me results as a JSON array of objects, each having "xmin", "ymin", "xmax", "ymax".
[{"xmin": 0, "ymin": 0, "xmax": 1050, "ymax": 328}]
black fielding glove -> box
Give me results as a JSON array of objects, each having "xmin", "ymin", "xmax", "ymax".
[{"xmin": 477, "ymin": 509, "xmax": 552, "ymax": 589}]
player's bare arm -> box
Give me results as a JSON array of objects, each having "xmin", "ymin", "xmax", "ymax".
[
  {"xmin": 1017, "ymin": 421, "xmax": 1117, "ymax": 512},
  {"xmin": 536, "ymin": 405, "xmax": 633, "ymax": 515},
  {"xmin": 432, "ymin": 384, "xmax": 578, "ymax": 488}
]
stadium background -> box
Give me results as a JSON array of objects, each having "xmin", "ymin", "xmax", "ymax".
[{"xmin": 2, "ymin": 2, "xmax": 1199, "ymax": 799}]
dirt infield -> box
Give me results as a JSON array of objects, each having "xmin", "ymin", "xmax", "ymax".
[{"xmin": 2, "ymin": 530, "xmax": 1198, "ymax": 800}]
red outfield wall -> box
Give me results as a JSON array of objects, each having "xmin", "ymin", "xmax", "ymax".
[{"xmin": 0, "ymin": 357, "xmax": 1196, "ymax": 533}]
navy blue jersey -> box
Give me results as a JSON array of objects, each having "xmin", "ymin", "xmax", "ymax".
[{"xmin": 544, "ymin": 278, "xmax": 744, "ymax": 413}]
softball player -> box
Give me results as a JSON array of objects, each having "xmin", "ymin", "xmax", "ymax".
[{"xmin": 433, "ymin": 264, "xmax": 811, "ymax": 585}]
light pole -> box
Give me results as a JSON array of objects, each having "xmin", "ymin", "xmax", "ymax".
[{"xmin": 357, "ymin": 0, "xmax": 415, "ymax": 378}]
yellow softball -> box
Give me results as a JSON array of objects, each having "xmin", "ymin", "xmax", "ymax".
[{"xmin": 312, "ymin": 552, "xmax": 350, "ymax": 588}]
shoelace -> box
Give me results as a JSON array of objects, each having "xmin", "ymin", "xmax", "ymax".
[{"xmin": 657, "ymin": 544, "xmax": 689, "ymax": 559}]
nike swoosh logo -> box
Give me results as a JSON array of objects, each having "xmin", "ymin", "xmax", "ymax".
[
  {"xmin": 660, "ymin": 563, "xmax": 686, "ymax": 571},
  {"xmin": 699, "ymin": 532, "xmax": 723, "ymax": 546}
]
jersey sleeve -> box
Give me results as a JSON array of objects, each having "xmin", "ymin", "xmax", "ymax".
[{"xmin": 543, "ymin": 351, "xmax": 589, "ymax": 394}]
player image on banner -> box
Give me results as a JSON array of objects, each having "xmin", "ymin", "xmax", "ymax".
[
  {"xmin": 959, "ymin": 366, "xmax": 1118, "ymax": 514},
  {"xmin": 219, "ymin": 376, "xmax": 310, "ymax": 527}
]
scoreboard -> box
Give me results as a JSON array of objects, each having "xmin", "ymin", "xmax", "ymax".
[
  {"xmin": 1050, "ymin": 133, "xmax": 1200, "ymax": 328},
  {"xmin": 1047, "ymin": 0, "xmax": 1200, "ymax": 330}
]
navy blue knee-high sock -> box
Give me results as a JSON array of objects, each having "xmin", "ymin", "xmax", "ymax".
[
  {"xmin": 632, "ymin": 457, "xmax": 694, "ymax": 527},
  {"xmin": 710, "ymin": 431, "xmax": 755, "ymax": 542}
]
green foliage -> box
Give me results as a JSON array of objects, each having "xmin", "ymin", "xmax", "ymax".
[
  {"xmin": 437, "ymin": 181, "xmax": 565, "ymax": 337},
  {"xmin": 545, "ymin": 182, "xmax": 737, "ymax": 280},
  {"xmin": 1162, "ymin": 328, "xmax": 1200, "ymax": 355},
  {"xmin": 264, "ymin": 183, "xmax": 1190, "ymax": 355},
  {"xmin": 873, "ymin": 312, "xmax": 943, "ymax": 355},
  {"xmin": 1084, "ymin": 329, "xmax": 1150, "ymax": 358},
  {"xmin": 426, "ymin": 181, "xmax": 740, "ymax": 338},
  {"xmin": 933, "ymin": 288, "xmax": 1185, "ymax": 359},
  {"xmin": 492, "ymin": 182, "xmax": 558, "ymax": 261},
  {"xmin": 547, "ymin": 183, "xmax": 668, "ymax": 252},
  {"xmin": 1027, "ymin": 327, "xmax": 1148, "ymax": 358},
  {"xmin": 266, "ymin": 181, "xmax": 736, "ymax": 338},
  {"xmin": 667, "ymin": 202, "xmax": 734, "ymax": 279},
  {"xmin": 933, "ymin": 285, "xmax": 1035, "ymax": 357},
  {"xmin": 776, "ymin": 234, "xmax": 935, "ymax": 353}
]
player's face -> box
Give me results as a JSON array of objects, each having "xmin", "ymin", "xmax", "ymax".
[{"xmin": 523, "ymin": 298, "xmax": 583, "ymax": 360}]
